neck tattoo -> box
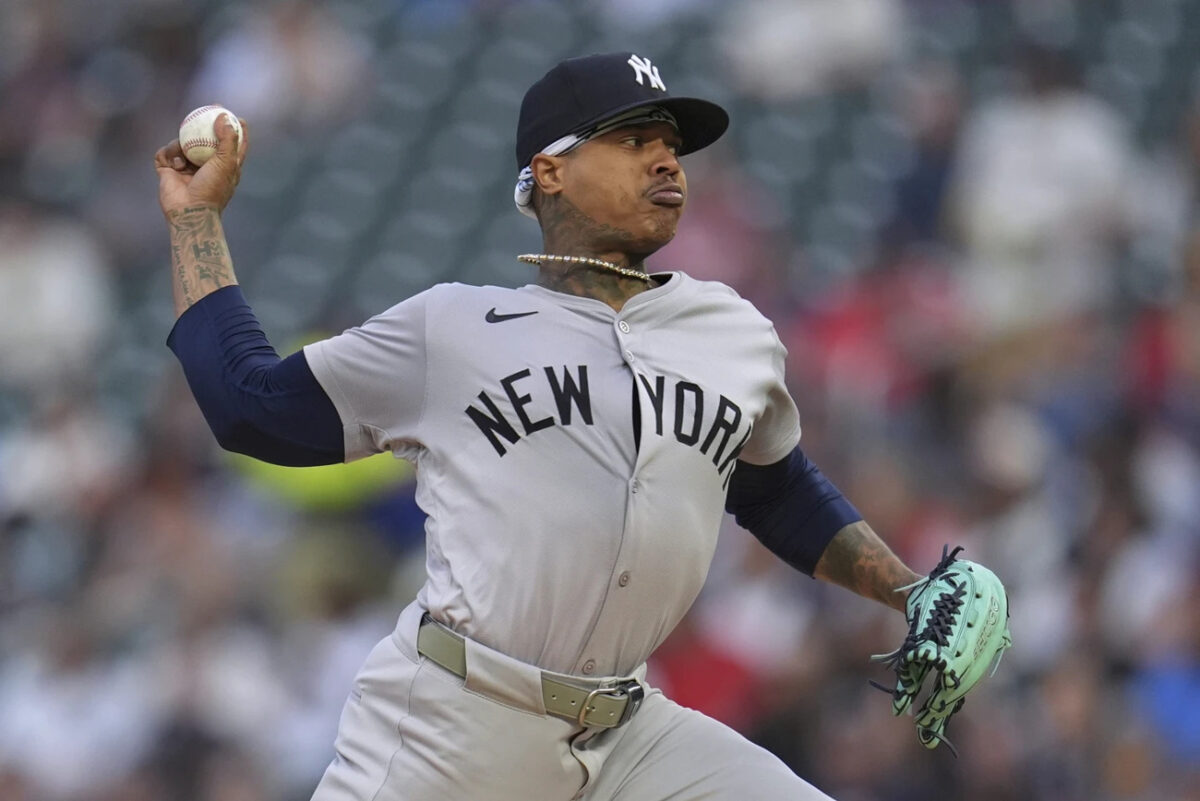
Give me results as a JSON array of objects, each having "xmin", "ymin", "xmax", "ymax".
[{"xmin": 518, "ymin": 253, "xmax": 655, "ymax": 284}]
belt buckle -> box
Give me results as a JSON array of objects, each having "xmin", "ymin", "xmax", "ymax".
[{"xmin": 578, "ymin": 680, "xmax": 645, "ymax": 728}]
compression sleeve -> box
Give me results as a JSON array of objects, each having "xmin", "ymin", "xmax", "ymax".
[
  {"xmin": 166, "ymin": 285, "xmax": 345, "ymax": 466},
  {"xmin": 725, "ymin": 445, "xmax": 863, "ymax": 576}
]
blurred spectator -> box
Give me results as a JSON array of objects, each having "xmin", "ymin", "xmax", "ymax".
[
  {"xmin": 719, "ymin": 0, "xmax": 905, "ymax": 100},
  {"xmin": 949, "ymin": 45, "xmax": 1132, "ymax": 341},
  {"xmin": 0, "ymin": 603, "xmax": 157, "ymax": 800},
  {"xmin": 0, "ymin": 396, "xmax": 134, "ymax": 614},
  {"xmin": 591, "ymin": 0, "xmax": 714, "ymax": 29},
  {"xmin": 1129, "ymin": 567, "xmax": 1200, "ymax": 770},
  {"xmin": 961, "ymin": 402, "xmax": 1078, "ymax": 673},
  {"xmin": 693, "ymin": 535, "xmax": 814, "ymax": 681},
  {"xmin": 1125, "ymin": 91, "xmax": 1200, "ymax": 301},
  {"xmin": 0, "ymin": 1, "xmax": 105, "ymax": 205},
  {"xmin": 779, "ymin": 246, "xmax": 969, "ymax": 448},
  {"xmin": 887, "ymin": 61, "xmax": 966, "ymax": 247},
  {"xmin": 1025, "ymin": 654, "xmax": 1107, "ymax": 800},
  {"xmin": 0, "ymin": 398, "xmax": 133, "ymax": 526},
  {"xmin": 81, "ymin": 9, "xmax": 204, "ymax": 277},
  {"xmin": 269, "ymin": 525, "xmax": 396, "ymax": 794},
  {"xmin": 1123, "ymin": 227, "xmax": 1200, "ymax": 424},
  {"xmin": 0, "ymin": 200, "xmax": 114, "ymax": 396},
  {"xmin": 1096, "ymin": 424, "xmax": 1198, "ymax": 668},
  {"xmin": 187, "ymin": 0, "xmax": 372, "ymax": 139}
]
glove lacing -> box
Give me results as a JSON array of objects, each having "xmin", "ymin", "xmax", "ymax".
[
  {"xmin": 869, "ymin": 545, "xmax": 969, "ymax": 756},
  {"xmin": 870, "ymin": 545, "xmax": 966, "ymax": 671}
]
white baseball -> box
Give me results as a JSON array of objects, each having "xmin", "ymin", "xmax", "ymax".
[{"xmin": 179, "ymin": 104, "xmax": 242, "ymax": 166}]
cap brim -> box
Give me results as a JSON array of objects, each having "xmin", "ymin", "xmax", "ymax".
[{"xmin": 576, "ymin": 96, "xmax": 729, "ymax": 156}]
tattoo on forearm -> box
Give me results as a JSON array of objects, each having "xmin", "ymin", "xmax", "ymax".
[
  {"xmin": 167, "ymin": 205, "xmax": 237, "ymax": 314},
  {"xmin": 815, "ymin": 521, "xmax": 921, "ymax": 611}
]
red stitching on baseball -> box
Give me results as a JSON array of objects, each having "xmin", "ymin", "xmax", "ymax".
[{"xmin": 183, "ymin": 105, "xmax": 221, "ymax": 125}]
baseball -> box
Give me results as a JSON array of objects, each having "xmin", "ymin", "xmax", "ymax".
[{"xmin": 179, "ymin": 104, "xmax": 241, "ymax": 166}]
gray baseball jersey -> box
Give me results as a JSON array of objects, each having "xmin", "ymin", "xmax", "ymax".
[{"xmin": 304, "ymin": 271, "xmax": 800, "ymax": 677}]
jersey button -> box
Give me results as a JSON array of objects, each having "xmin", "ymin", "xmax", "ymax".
[
  {"xmin": 618, "ymin": 571, "xmax": 631, "ymax": 587},
  {"xmin": 582, "ymin": 659, "xmax": 596, "ymax": 675},
  {"xmin": 624, "ymin": 350, "xmax": 635, "ymax": 362},
  {"xmin": 618, "ymin": 320, "xmax": 631, "ymax": 334}
]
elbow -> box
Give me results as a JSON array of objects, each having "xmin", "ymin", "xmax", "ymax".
[
  {"xmin": 198, "ymin": 401, "xmax": 276, "ymax": 459},
  {"xmin": 208, "ymin": 415, "xmax": 258, "ymax": 456},
  {"xmin": 205, "ymin": 414, "xmax": 343, "ymax": 467},
  {"xmin": 209, "ymin": 417, "xmax": 283, "ymax": 463},
  {"xmin": 189, "ymin": 384, "xmax": 262, "ymax": 456}
]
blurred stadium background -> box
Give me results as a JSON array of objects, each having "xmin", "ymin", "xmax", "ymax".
[{"xmin": 1, "ymin": 0, "xmax": 1199, "ymax": 798}]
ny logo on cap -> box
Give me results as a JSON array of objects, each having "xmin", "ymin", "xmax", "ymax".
[{"xmin": 627, "ymin": 55, "xmax": 666, "ymax": 92}]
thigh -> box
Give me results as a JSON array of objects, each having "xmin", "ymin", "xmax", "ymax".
[
  {"xmin": 311, "ymin": 636, "xmax": 589, "ymax": 801},
  {"xmin": 585, "ymin": 691, "xmax": 834, "ymax": 801},
  {"xmin": 309, "ymin": 636, "xmax": 417, "ymax": 801}
]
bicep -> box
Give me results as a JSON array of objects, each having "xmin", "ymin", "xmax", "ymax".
[
  {"xmin": 220, "ymin": 349, "xmax": 345, "ymax": 466},
  {"xmin": 168, "ymin": 286, "xmax": 345, "ymax": 465}
]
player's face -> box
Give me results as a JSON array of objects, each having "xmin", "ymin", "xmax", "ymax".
[{"xmin": 558, "ymin": 122, "xmax": 687, "ymax": 251}]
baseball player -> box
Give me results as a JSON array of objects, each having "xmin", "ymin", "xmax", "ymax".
[{"xmin": 154, "ymin": 52, "xmax": 1009, "ymax": 800}]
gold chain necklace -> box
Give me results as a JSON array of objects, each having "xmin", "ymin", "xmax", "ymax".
[{"xmin": 517, "ymin": 253, "xmax": 655, "ymax": 284}]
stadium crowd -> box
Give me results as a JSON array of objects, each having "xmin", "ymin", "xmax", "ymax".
[{"xmin": 0, "ymin": 1, "xmax": 1197, "ymax": 799}]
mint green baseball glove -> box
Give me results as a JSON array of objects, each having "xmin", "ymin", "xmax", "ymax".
[{"xmin": 871, "ymin": 546, "xmax": 1012, "ymax": 754}]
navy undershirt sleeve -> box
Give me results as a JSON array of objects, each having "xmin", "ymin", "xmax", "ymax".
[
  {"xmin": 725, "ymin": 445, "xmax": 863, "ymax": 576},
  {"xmin": 166, "ymin": 285, "xmax": 345, "ymax": 466}
]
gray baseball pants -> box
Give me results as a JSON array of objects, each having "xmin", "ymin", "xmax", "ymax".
[{"xmin": 310, "ymin": 601, "xmax": 833, "ymax": 800}]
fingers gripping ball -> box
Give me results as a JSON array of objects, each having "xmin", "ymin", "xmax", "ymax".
[
  {"xmin": 179, "ymin": 104, "xmax": 241, "ymax": 166},
  {"xmin": 871, "ymin": 546, "xmax": 1012, "ymax": 754}
]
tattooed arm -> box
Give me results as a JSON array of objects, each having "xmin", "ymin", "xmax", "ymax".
[
  {"xmin": 814, "ymin": 521, "xmax": 921, "ymax": 611},
  {"xmin": 154, "ymin": 113, "xmax": 247, "ymax": 317},
  {"xmin": 153, "ymin": 114, "xmax": 344, "ymax": 465},
  {"xmin": 166, "ymin": 207, "xmax": 236, "ymax": 316},
  {"xmin": 726, "ymin": 447, "xmax": 918, "ymax": 609}
]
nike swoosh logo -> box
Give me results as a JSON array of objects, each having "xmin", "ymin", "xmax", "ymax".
[{"xmin": 486, "ymin": 308, "xmax": 539, "ymax": 323}]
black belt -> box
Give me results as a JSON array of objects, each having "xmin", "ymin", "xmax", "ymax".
[{"xmin": 416, "ymin": 614, "xmax": 645, "ymax": 729}]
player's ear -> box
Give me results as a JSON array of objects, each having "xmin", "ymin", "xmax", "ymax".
[{"xmin": 530, "ymin": 153, "xmax": 565, "ymax": 197}]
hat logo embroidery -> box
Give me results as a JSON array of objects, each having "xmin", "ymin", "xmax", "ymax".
[{"xmin": 627, "ymin": 55, "xmax": 666, "ymax": 92}]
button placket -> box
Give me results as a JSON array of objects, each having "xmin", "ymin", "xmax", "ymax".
[{"xmin": 615, "ymin": 319, "xmax": 636, "ymax": 363}]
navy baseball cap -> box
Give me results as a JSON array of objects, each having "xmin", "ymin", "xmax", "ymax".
[{"xmin": 515, "ymin": 52, "xmax": 729, "ymax": 169}]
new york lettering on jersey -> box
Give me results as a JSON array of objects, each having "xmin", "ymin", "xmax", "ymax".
[{"xmin": 464, "ymin": 366, "xmax": 752, "ymax": 482}]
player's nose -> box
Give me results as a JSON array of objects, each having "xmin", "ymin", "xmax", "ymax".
[{"xmin": 649, "ymin": 140, "xmax": 681, "ymax": 175}]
